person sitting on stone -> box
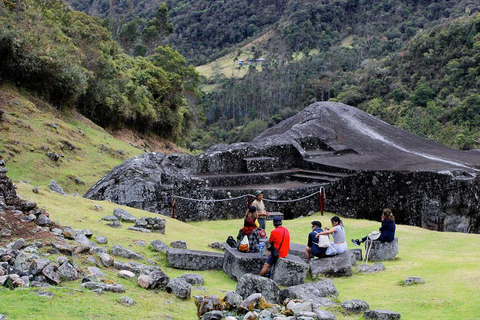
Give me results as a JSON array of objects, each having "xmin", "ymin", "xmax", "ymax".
[
  {"xmin": 351, "ymin": 208, "xmax": 396, "ymax": 246},
  {"xmin": 305, "ymin": 220, "xmax": 327, "ymax": 262},
  {"xmin": 245, "ymin": 205, "xmax": 260, "ymax": 228},
  {"xmin": 259, "ymin": 216, "xmax": 290, "ymax": 276},
  {"xmin": 252, "ymin": 190, "xmax": 269, "ymax": 230},
  {"xmin": 236, "ymin": 217, "xmax": 260, "ymax": 253},
  {"xmin": 315, "ymin": 216, "xmax": 348, "ymax": 255}
]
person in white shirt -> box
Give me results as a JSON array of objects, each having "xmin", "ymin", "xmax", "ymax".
[
  {"xmin": 315, "ymin": 216, "xmax": 347, "ymax": 254},
  {"xmin": 252, "ymin": 190, "xmax": 269, "ymax": 230}
]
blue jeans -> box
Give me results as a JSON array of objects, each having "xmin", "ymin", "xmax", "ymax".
[{"xmin": 258, "ymin": 218, "xmax": 266, "ymax": 230}]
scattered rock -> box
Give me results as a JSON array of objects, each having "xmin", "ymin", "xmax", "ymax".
[
  {"xmin": 101, "ymin": 215, "xmax": 118, "ymax": 222},
  {"xmin": 224, "ymin": 291, "xmax": 243, "ymax": 310},
  {"xmin": 58, "ymin": 262, "xmax": 78, "ymax": 281},
  {"xmin": 134, "ymin": 240, "xmax": 146, "ymax": 246},
  {"xmin": 86, "ymin": 257, "xmax": 98, "ymax": 266},
  {"xmin": 208, "ymin": 242, "xmax": 228, "ymax": 251},
  {"xmin": 363, "ymin": 310, "xmax": 401, "ymax": 319},
  {"xmin": 32, "ymin": 186, "xmax": 39, "ymax": 194},
  {"xmin": 239, "ymin": 293, "xmax": 270, "ymax": 311},
  {"xmin": 202, "ymin": 310, "xmax": 224, "ymax": 320},
  {"xmin": 341, "ymin": 299, "xmax": 369, "ymax": 314},
  {"xmin": 279, "ymin": 280, "xmax": 338, "ymax": 307},
  {"xmin": 128, "ymin": 227, "xmax": 151, "ymax": 233},
  {"xmin": 271, "ymin": 255, "xmax": 308, "ymax": 286},
  {"xmin": 194, "ymin": 295, "xmax": 225, "ymax": 318},
  {"xmin": 9, "ymin": 238, "xmax": 26, "ymax": 250},
  {"xmin": 98, "ymin": 253, "xmax": 114, "ymax": 267},
  {"xmin": 111, "ymin": 244, "xmax": 143, "ymax": 260},
  {"xmin": 113, "ymin": 208, "xmax": 137, "ymax": 223},
  {"xmin": 357, "ymin": 263, "xmax": 385, "ymax": 274},
  {"xmin": 170, "ymin": 240, "xmax": 187, "ymax": 249},
  {"xmin": 118, "ymin": 270, "xmax": 136, "ymax": 279},
  {"xmin": 87, "ymin": 267, "xmax": 105, "ymax": 279},
  {"xmin": 35, "ymin": 214, "xmax": 51, "ymax": 226},
  {"xmin": 35, "ymin": 291, "xmax": 54, "ymax": 297},
  {"xmin": 46, "ymin": 152, "xmax": 59, "ymax": 162},
  {"xmin": 51, "ymin": 242, "xmax": 73, "ymax": 256},
  {"xmin": 0, "ymin": 228, "xmax": 12, "ymax": 237},
  {"xmin": 81, "ymin": 282, "xmax": 125, "ymax": 293},
  {"xmin": 236, "ymin": 273, "xmax": 280, "ymax": 304},
  {"xmin": 133, "ymin": 216, "xmax": 166, "ymax": 234},
  {"xmin": 95, "ymin": 236, "xmax": 108, "ymax": 244},
  {"xmin": 315, "ymin": 309, "xmax": 337, "ymax": 320},
  {"xmin": 49, "ymin": 180, "xmax": 66, "ymax": 195},
  {"xmin": 117, "ymin": 296, "xmax": 135, "ymax": 307},
  {"xmin": 402, "ymin": 276, "xmax": 424, "ymax": 285},
  {"xmin": 138, "ymin": 271, "xmax": 170, "ymax": 290},
  {"xmin": 113, "ymin": 261, "xmax": 161, "ymax": 276},
  {"xmin": 180, "ymin": 273, "xmax": 204, "ymax": 285},
  {"xmin": 166, "ymin": 277, "xmax": 192, "ymax": 299},
  {"xmin": 42, "ymin": 263, "xmax": 60, "ymax": 285},
  {"xmin": 83, "ymin": 229, "xmax": 93, "ymax": 238},
  {"xmin": 151, "ymin": 240, "xmax": 170, "ymax": 252},
  {"xmin": 107, "ymin": 221, "xmax": 122, "ymax": 228}
]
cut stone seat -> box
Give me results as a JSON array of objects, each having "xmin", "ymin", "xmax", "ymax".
[
  {"xmin": 166, "ymin": 249, "xmax": 224, "ymax": 270},
  {"xmin": 223, "ymin": 246, "xmax": 266, "ymax": 280},
  {"xmin": 310, "ymin": 251, "xmax": 355, "ymax": 278},
  {"xmin": 288, "ymin": 243, "xmax": 307, "ymax": 261},
  {"xmin": 365, "ymin": 238, "xmax": 399, "ymax": 261},
  {"xmin": 223, "ymin": 247, "xmax": 308, "ymax": 286},
  {"xmin": 271, "ymin": 255, "xmax": 309, "ymax": 286}
]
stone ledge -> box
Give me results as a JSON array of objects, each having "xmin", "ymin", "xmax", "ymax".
[
  {"xmin": 166, "ymin": 249, "xmax": 224, "ymax": 270},
  {"xmin": 223, "ymin": 246, "xmax": 265, "ymax": 280}
]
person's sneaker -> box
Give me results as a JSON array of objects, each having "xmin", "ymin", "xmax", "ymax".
[{"xmin": 351, "ymin": 239, "xmax": 361, "ymax": 247}]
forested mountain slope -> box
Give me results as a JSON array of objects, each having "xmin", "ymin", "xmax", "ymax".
[{"xmin": 0, "ymin": 0, "xmax": 198, "ymax": 142}]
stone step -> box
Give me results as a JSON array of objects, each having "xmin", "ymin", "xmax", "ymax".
[
  {"xmin": 290, "ymin": 174, "xmax": 340, "ymax": 183},
  {"xmin": 296, "ymin": 169, "xmax": 352, "ymax": 179},
  {"xmin": 211, "ymin": 180, "xmax": 326, "ymax": 191}
]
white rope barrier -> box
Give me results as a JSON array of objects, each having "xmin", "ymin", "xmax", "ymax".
[{"xmin": 173, "ymin": 190, "xmax": 321, "ymax": 203}]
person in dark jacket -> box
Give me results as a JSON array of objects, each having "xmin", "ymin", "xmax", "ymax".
[
  {"xmin": 305, "ymin": 220, "xmax": 327, "ymax": 262},
  {"xmin": 351, "ymin": 208, "xmax": 396, "ymax": 246},
  {"xmin": 237, "ymin": 217, "xmax": 260, "ymax": 252}
]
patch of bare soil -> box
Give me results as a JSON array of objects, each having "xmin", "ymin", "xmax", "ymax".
[
  {"xmin": 110, "ymin": 128, "xmax": 187, "ymax": 154},
  {"xmin": 0, "ymin": 209, "xmax": 55, "ymax": 246}
]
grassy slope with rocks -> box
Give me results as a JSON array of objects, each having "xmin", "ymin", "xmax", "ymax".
[{"xmin": 1, "ymin": 181, "xmax": 479, "ymax": 319}]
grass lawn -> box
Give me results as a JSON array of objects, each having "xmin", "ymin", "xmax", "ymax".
[{"xmin": 1, "ymin": 183, "xmax": 480, "ymax": 319}]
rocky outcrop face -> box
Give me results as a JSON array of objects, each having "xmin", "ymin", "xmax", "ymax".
[{"xmin": 84, "ymin": 102, "xmax": 480, "ymax": 232}]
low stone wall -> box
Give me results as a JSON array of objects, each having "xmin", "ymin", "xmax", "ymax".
[
  {"xmin": 166, "ymin": 249, "xmax": 224, "ymax": 270},
  {"xmin": 223, "ymin": 247, "xmax": 265, "ymax": 280}
]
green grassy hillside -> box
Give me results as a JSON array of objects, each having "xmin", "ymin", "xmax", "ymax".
[
  {"xmin": 0, "ymin": 85, "xmax": 145, "ymax": 194},
  {"xmin": 1, "ymin": 182, "xmax": 479, "ymax": 319}
]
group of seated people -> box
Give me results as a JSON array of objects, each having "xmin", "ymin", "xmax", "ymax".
[{"xmin": 236, "ymin": 202, "xmax": 396, "ymax": 269}]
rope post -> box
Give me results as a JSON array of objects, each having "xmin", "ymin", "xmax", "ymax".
[
  {"xmin": 248, "ymin": 195, "xmax": 252, "ymax": 208},
  {"xmin": 319, "ymin": 187, "xmax": 325, "ymax": 216},
  {"xmin": 171, "ymin": 198, "xmax": 176, "ymax": 219}
]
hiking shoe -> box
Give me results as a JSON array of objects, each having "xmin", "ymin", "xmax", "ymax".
[{"xmin": 351, "ymin": 239, "xmax": 361, "ymax": 247}]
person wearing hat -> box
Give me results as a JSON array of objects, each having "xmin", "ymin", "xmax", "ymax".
[
  {"xmin": 305, "ymin": 221, "xmax": 327, "ymax": 262},
  {"xmin": 245, "ymin": 205, "xmax": 260, "ymax": 228},
  {"xmin": 259, "ymin": 216, "xmax": 290, "ymax": 276},
  {"xmin": 351, "ymin": 208, "xmax": 396, "ymax": 246},
  {"xmin": 252, "ymin": 190, "xmax": 269, "ymax": 230}
]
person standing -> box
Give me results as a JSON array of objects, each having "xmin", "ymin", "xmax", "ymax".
[
  {"xmin": 259, "ymin": 217, "xmax": 290, "ymax": 276},
  {"xmin": 351, "ymin": 208, "xmax": 396, "ymax": 246},
  {"xmin": 316, "ymin": 216, "xmax": 347, "ymax": 254},
  {"xmin": 252, "ymin": 190, "xmax": 269, "ymax": 230},
  {"xmin": 305, "ymin": 220, "xmax": 327, "ymax": 262}
]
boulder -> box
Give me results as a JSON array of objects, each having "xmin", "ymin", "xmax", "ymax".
[
  {"xmin": 113, "ymin": 208, "xmax": 137, "ymax": 222},
  {"xmin": 95, "ymin": 236, "xmax": 108, "ymax": 244},
  {"xmin": 349, "ymin": 248, "xmax": 363, "ymax": 261},
  {"xmin": 363, "ymin": 310, "xmax": 401, "ymax": 319},
  {"xmin": 49, "ymin": 180, "xmax": 66, "ymax": 195},
  {"xmin": 117, "ymin": 296, "xmax": 135, "ymax": 307},
  {"xmin": 30, "ymin": 259, "xmax": 51, "ymax": 275},
  {"xmin": 134, "ymin": 217, "xmax": 166, "ymax": 234},
  {"xmin": 180, "ymin": 273, "xmax": 204, "ymax": 285},
  {"xmin": 239, "ymin": 293, "xmax": 270, "ymax": 311},
  {"xmin": 83, "ymin": 229, "xmax": 93, "ymax": 238},
  {"xmin": 107, "ymin": 221, "xmax": 122, "ymax": 228},
  {"xmin": 365, "ymin": 239, "xmax": 398, "ymax": 261},
  {"xmin": 101, "ymin": 215, "xmax": 118, "ymax": 222},
  {"xmin": 151, "ymin": 240, "xmax": 170, "ymax": 252},
  {"xmin": 128, "ymin": 227, "xmax": 151, "ymax": 233},
  {"xmin": 52, "ymin": 242, "xmax": 73, "ymax": 256},
  {"xmin": 41, "ymin": 263, "xmax": 60, "ymax": 285},
  {"xmin": 286, "ymin": 300, "xmax": 313, "ymax": 314},
  {"xmin": 58, "ymin": 262, "xmax": 78, "ymax": 281},
  {"xmin": 111, "ymin": 244, "xmax": 143, "ymax": 260},
  {"xmin": 9, "ymin": 238, "xmax": 26, "ymax": 250},
  {"xmin": 87, "ymin": 267, "xmax": 105, "ymax": 279},
  {"xmin": 223, "ymin": 246, "xmax": 265, "ymax": 280},
  {"xmin": 310, "ymin": 251, "xmax": 354, "ymax": 278},
  {"xmin": 166, "ymin": 249, "xmax": 223, "ymax": 270},
  {"xmin": 208, "ymin": 242, "xmax": 228, "ymax": 251},
  {"xmin": 279, "ymin": 280, "xmax": 338, "ymax": 306},
  {"xmin": 236, "ymin": 273, "xmax": 280, "ymax": 304},
  {"xmin": 402, "ymin": 276, "xmax": 424, "ymax": 285},
  {"xmin": 35, "ymin": 214, "xmax": 51, "ymax": 226},
  {"xmin": 118, "ymin": 270, "xmax": 136, "ymax": 279},
  {"xmin": 138, "ymin": 271, "xmax": 170, "ymax": 290},
  {"xmin": 315, "ymin": 309, "xmax": 337, "ymax": 320},
  {"xmin": 202, "ymin": 310, "xmax": 224, "ymax": 320},
  {"xmin": 271, "ymin": 255, "xmax": 308, "ymax": 286},
  {"xmin": 166, "ymin": 277, "xmax": 192, "ymax": 299},
  {"xmin": 170, "ymin": 240, "xmax": 187, "ymax": 249},
  {"xmin": 81, "ymin": 282, "xmax": 125, "ymax": 293},
  {"xmin": 224, "ymin": 291, "xmax": 243, "ymax": 310},
  {"xmin": 113, "ymin": 261, "xmax": 161, "ymax": 275},
  {"xmin": 194, "ymin": 295, "xmax": 225, "ymax": 318},
  {"xmin": 74, "ymin": 232, "xmax": 97, "ymax": 247},
  {"xmin": 341, "ymin": 299, "xmax": 369, "ymax": 314}
]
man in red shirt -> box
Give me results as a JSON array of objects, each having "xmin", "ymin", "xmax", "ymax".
[{"xmin": 259, "ymin": 216, "xmax": 290, "ymax": 276}]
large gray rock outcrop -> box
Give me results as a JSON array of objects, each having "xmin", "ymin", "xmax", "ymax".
[
  {"xmin": 166, "ymin": 249, "xmax": 224, "ymax": 270},
  {"xmin": 111, "ymin": 244, "xmax": 143, "ymax": 260},
  {"xmin": 84, "ymin": 102, "xmax": 480, "ymax": 232},
  {"xmin": 270, "ymin": 255, "xmax": 308, "ymax": 286},
  {"xmin": 166, "ymin": 277, "xmax": 191, "ymax": 299},
  {"xmin": 235, "ymin": 273, "xmax": 280, "ymax": 304}
]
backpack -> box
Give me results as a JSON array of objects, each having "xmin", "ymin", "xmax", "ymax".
[
  {"xmin": 226, "ymin": 236, "xmax": 237, "ymax": 248},
  {"xmin": 238, "ymin": 235, "xmax": 250, "ymax": 252}
]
